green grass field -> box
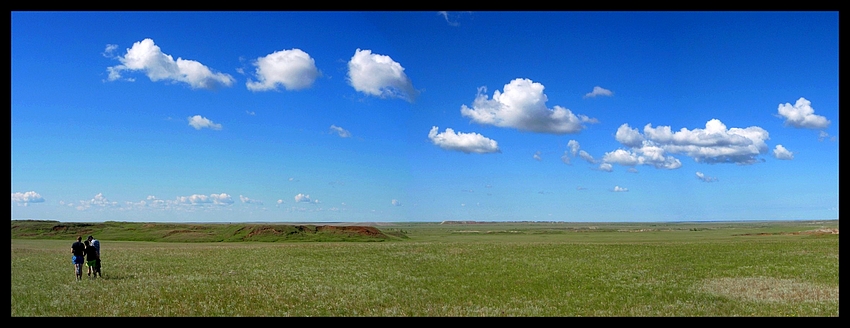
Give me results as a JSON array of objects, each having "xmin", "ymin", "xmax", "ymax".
[{"xmin": 11, "ymin": 220, "xmax": 839, "ymax": 316}]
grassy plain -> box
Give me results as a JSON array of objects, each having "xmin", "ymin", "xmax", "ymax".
[{"xmin": 11, "ymin": 220, "xmax": 838, "ymax": 316}]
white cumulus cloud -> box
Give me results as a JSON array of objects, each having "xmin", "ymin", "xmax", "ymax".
[
  {"xmin": 188, "ymin": 115, "xmax": 222, "ymax": 130},
  {"xmin": 329, "ymin": 125, "xmax": 351, "ymax": 138},
  {"xmin": 89, "ymin": 193, "xmax": 118, "ymax": 207},
  {"xmin": 644, "ymin": 119, "xmax": 769, "ymax": 164},
  {"xmin": 176, "ymin": 193, "xmax": 233, "ymax": 206},
  {"xmin": 106, "ymin": 38, "xmax": 234, "ymax": 90},
  {"xmin": 602, "ymin": 146, "xmax": 682, "ymax": 170},
  {"xmin": 428, "ymin": 126, "xmax": 500, "ymax": 154},
  {"xmin": 777, "ymin": 97, "xmax": 830, "ymax": 129},
  {"xmin": 178, "ymin": 194, "xmax": 211, "ymax": 204},
  {"xmin": 294, "ymin": 193, "xmax": 318, "ymax": 204},
  {"xmin": 611, "ymin": 119, "xmax": 769, "ymax": 166},
  {"xmin": 584, "ymin": 86, "xmax": 613, "ymax": 98},
  {"xmin": 246, "ymin": 48, "xmax": 320, "ymax": 91},
  {"xmin": 615, "ymin": 123, "xmax": 645, "ymax": 148},
  {"xmin": 612, "ymin": 186, "xmax": 628, "ymax": 192},
  {"xmin": 391, "ymin": 199, "xmax": 401, "ymax": 206},
  {"xmin": 75, "ymin": 193, "xmax": 120, "ymax": 210},
  {"xmin": 11, "ymin": 191, "xmax": 44, "ymax": 205},
  {"xmin": 347, "ymin": 48, "xmax": 419, "ymax": 102},
  {"xmin": 460, "ymin": 78, "xmax": 598, "ymax": 134},
  {"xmin": 210, "ymin": 193, "xmax": 234, "ymax": 205},
  {"xmin": 773, "ymin": 144, "xmax": 794, "ymax": 160}
]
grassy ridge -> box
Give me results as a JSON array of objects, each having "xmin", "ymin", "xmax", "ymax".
[{"xmin": 10, "ymin": 220, "xmax": 404, "ymax": 242}]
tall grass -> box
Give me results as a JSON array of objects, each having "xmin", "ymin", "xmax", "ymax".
[{"xmin": 12, "ymin": 225, "xmax": 838, "ymax": 316}]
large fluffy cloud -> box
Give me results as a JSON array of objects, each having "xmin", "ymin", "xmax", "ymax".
[
  {"xmin": 612, "ymin": 119, "xmax": 769, "ymax": 166},
  {"xmin": 106, "ymin": 38, "xmax": 234, "ymax": 90},
  {"xmin": 428, "ymin": 126, "xmax": 500, "ymax": 154},
  {"xmin": 460, "ymin": 78, "xmax": 598, "ymax": 134},
  {"xmin": 188, "ymin": 115, "xmax": 222, "ymax": 130},
  {"xmin": 777, "ymin": 97, "xmax": 830, "ymax": 129},
  {"xmin": 11, "ymin": 191, "xmax": 44, "ymax": 205},
  {"xmin": 246, "ymin": 48, "xmax": 320, "ymax": 91},
  {"xmin": 347, "ymin": 49, "xmax": 419, "ymax": 102}
]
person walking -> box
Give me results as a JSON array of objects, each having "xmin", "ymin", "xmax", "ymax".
[
  {"xmin": 87, "ymin": 235, "xmax": 101, "ymax": 278},
  {"xmin": 84, "ymin": 240, "xmax": 99, "ymax": 279},
  {"xmin": 71, "ymin": 236, "xmax": 86, "ymax": 281}
]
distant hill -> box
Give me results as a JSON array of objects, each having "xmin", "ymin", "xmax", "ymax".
[{"xmin": 10, "ymin": 220, "xmax": 407, "ymax": 243}]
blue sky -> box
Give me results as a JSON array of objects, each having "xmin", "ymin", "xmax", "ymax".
[{"xmin": 11, "ymin": 11, "xmax": 839, "ymax": 223}]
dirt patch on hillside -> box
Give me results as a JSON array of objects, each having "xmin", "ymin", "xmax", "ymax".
[
  {"xmin": 700, "ymin": 277, "xmax": 838, "ymax": 303},
  {"xmin": 736, "ymin": 228, "xmax": 838, "ymax": 236},
  {"xmin": 245, "ymin": 225, "xmax": 314, "ymax": 238},
  {"xmin": 798, "ymin": 228, "xmax": 839, "ymax": 235},
  {"xmin": 244, "ymin": 225, "xmax": 387, "ymax": 239},
  {"xmin": 50, "ymin": 225, "xmax": 94, "ymax": 236},
  {"xmin": 163, "ymin": 229, "xmax": 209, "ymax": 237},
  {"xmin": 317, "ymin": 225, "xmax": 385, "ymax": 236}
]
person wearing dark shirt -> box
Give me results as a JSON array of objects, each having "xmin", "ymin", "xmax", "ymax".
[
  {"xmin": 87, "ymin": 235, "xmax": 101, "ymax": 278},
  {"xmin": 70, "ymin": 236, "xmax": 86, "ymax": 281},
  {"xmin": 84, "ymin": 240, "xmax": 99, "ymax": 279}
]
